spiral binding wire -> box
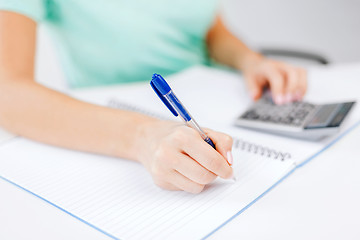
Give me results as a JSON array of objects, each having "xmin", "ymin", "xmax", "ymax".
[
  {"xmin": 233, "ymin": 138, "xmax": 291, "ymax": 161},
  {"xmin": 107, "ymin": 98, "xmax": 291, "ymax": 161},
  {"xmin": 107, "ymin": 98, "xmax": 170, "ymax": 120}
]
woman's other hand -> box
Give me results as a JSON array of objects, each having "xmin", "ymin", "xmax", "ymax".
[{"xmin": 242, "ymin": 55, "xmax": 307, "ymax": 105}]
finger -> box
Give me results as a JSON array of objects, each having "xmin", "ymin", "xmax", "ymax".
[
  {"xmin": 205, "ymin": 130, "xmax": 233, "ymax": 166},
  {"xmin": 295, "ymin": 68, "xmax": 308, "ymax": 100},
  {"xmin": 283, "ymin": 66, "xmax": 300, "ymax": 103},
  {"xmin": 265, "ymin": 68, "xmax": 286, "ymax": 105},
  {"xmin": 173, "ymin": 153, "xmax": 217, "ymax": 185},
  {"xmin": 153, "ymin": 179, "xmax": 181, "ymax": 191},
  {"xmin": 169, "ymin": 170, "xmax": 206, "ymax": 194},
  {"xmin": 182, "ymin": 132, "xmax": 233, "ymax": 179},
  {"xmin": 245, "ymin": 75, "xmax": 263, "ymax": 100}
]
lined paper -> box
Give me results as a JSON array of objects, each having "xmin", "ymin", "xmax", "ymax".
[{"xmin": 0, "ymin": 137, "xmax": 295, "ymax": 240}]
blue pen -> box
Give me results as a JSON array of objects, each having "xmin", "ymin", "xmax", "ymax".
[{"xmin": 150, "ymin": 73, "xmax": 216, "ymax": 149}]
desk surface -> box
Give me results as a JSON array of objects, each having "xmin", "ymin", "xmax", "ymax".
[
  {"xmin": 211, "ymin": 122, "xmax": 360, "ymax": 240},
  {"xmin": 1, "ymin": 63, "xmax": 360, "ymax": 239}
]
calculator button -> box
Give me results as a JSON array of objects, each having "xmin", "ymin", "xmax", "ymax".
[
  {"xmin": 240, "ymin": 96, "xmax": 320, "ymax": 127},
  {"xmin": 260, "ymin": 115, "xmax": 271, "ymax": 121},
  {"xmin": 292, "ymin": 119, "xmax": 302, "ymax": 126},
  {"xmin": 243, "ymin": 111, "xmax": 259, "ymax": 120}
]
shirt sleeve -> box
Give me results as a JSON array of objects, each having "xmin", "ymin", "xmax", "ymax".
[{"xmin": 0, "ymin": 0, "xmax": 46, "ymax": 22}]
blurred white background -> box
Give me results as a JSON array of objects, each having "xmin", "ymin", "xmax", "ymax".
[{"xmin": 221, "ymin": 0, "xmax": 360, "ymax": 63}]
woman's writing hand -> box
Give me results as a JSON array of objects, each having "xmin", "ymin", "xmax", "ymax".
[{"xmin": 134, "ymin": 121, "xmax": 234, "ymax": 194}]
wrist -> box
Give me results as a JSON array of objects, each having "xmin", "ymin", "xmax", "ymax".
[
  {"xmin": 131, "ymin": 119, "xmax": 181, "ymax": 166},
  {"xmin": 234, "ymin": 50, "xmax": 264, "ymax": 72},
  {"xmin": 110, "ymin": 112, "xmax": 158, "ymax": 162},
  {"xmin": 130, "ymin": 118, "xmax": 165, "ymax": 164}
]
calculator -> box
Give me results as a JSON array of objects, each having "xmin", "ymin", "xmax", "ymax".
[{"xmin": 235, "ymin": 93, "xmax": 356, "ymax": 140}]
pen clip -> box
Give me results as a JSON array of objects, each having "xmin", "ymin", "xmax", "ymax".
[{"xmin": 150, "ymin": 81, "xmax": 178, "ymax": 117}]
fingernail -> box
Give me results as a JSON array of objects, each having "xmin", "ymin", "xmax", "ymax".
[
  {"xmin": 295, "ymin": 91, "xmax": 302, "ymax": 101},
  {"xmin": 285, "ymin": 93, "xmax": 292, "ymax": 103},
  {"xmin": 275, "ymin": 95, "xmax": 284, "ymax": 105},
  {"xmin": 227, "ymin": 151, "xmax": 233, "ymax": 166}
]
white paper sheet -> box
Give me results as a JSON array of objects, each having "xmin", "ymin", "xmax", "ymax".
[{"xmin": 0, "ymin": 137, "xmax": 295, "ymax": 240}]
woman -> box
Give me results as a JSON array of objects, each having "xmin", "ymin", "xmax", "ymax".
[{"xmin": 0, "ymin": 0, "xmax": 306, "ymax": 193}]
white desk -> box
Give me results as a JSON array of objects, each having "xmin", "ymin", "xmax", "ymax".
[
  {"xmin": 211, "ymin": 123, "xmax": 360, "ymax": 240},
  {"xmin": 1, "ymin": 63, "xmax": 360, "ymax": 239}
]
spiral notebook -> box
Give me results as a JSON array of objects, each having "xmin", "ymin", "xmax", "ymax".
[
  {"xmin": 0, "ymin": 66, "xmax": 359, "ymax": 240},
  {"xmin": 0, "ymin": 125, "xmax": 297, "ymax": 240}
]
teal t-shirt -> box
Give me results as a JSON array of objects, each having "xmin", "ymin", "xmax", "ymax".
[{"xmin": 0, "ymin": 0, "xmax": 218, "ymax": 88}]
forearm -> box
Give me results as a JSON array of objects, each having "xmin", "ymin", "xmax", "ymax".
[
  {"xmin": 206, "ymin": 16, "xmax": 263, "ymax": 71},
  {"xmin": 0, "ymin": 77, "xmax": 157, "ymax": 161}
]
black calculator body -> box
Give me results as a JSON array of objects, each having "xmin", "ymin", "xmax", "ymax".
[{"xmin": 235, "ymin": 94, "xmax": 356, "ymax": 140}]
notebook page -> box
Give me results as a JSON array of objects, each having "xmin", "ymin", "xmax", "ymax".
[{"xmin": 0, "ymin": 137, "xmax": 295, "ymax": 240}]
